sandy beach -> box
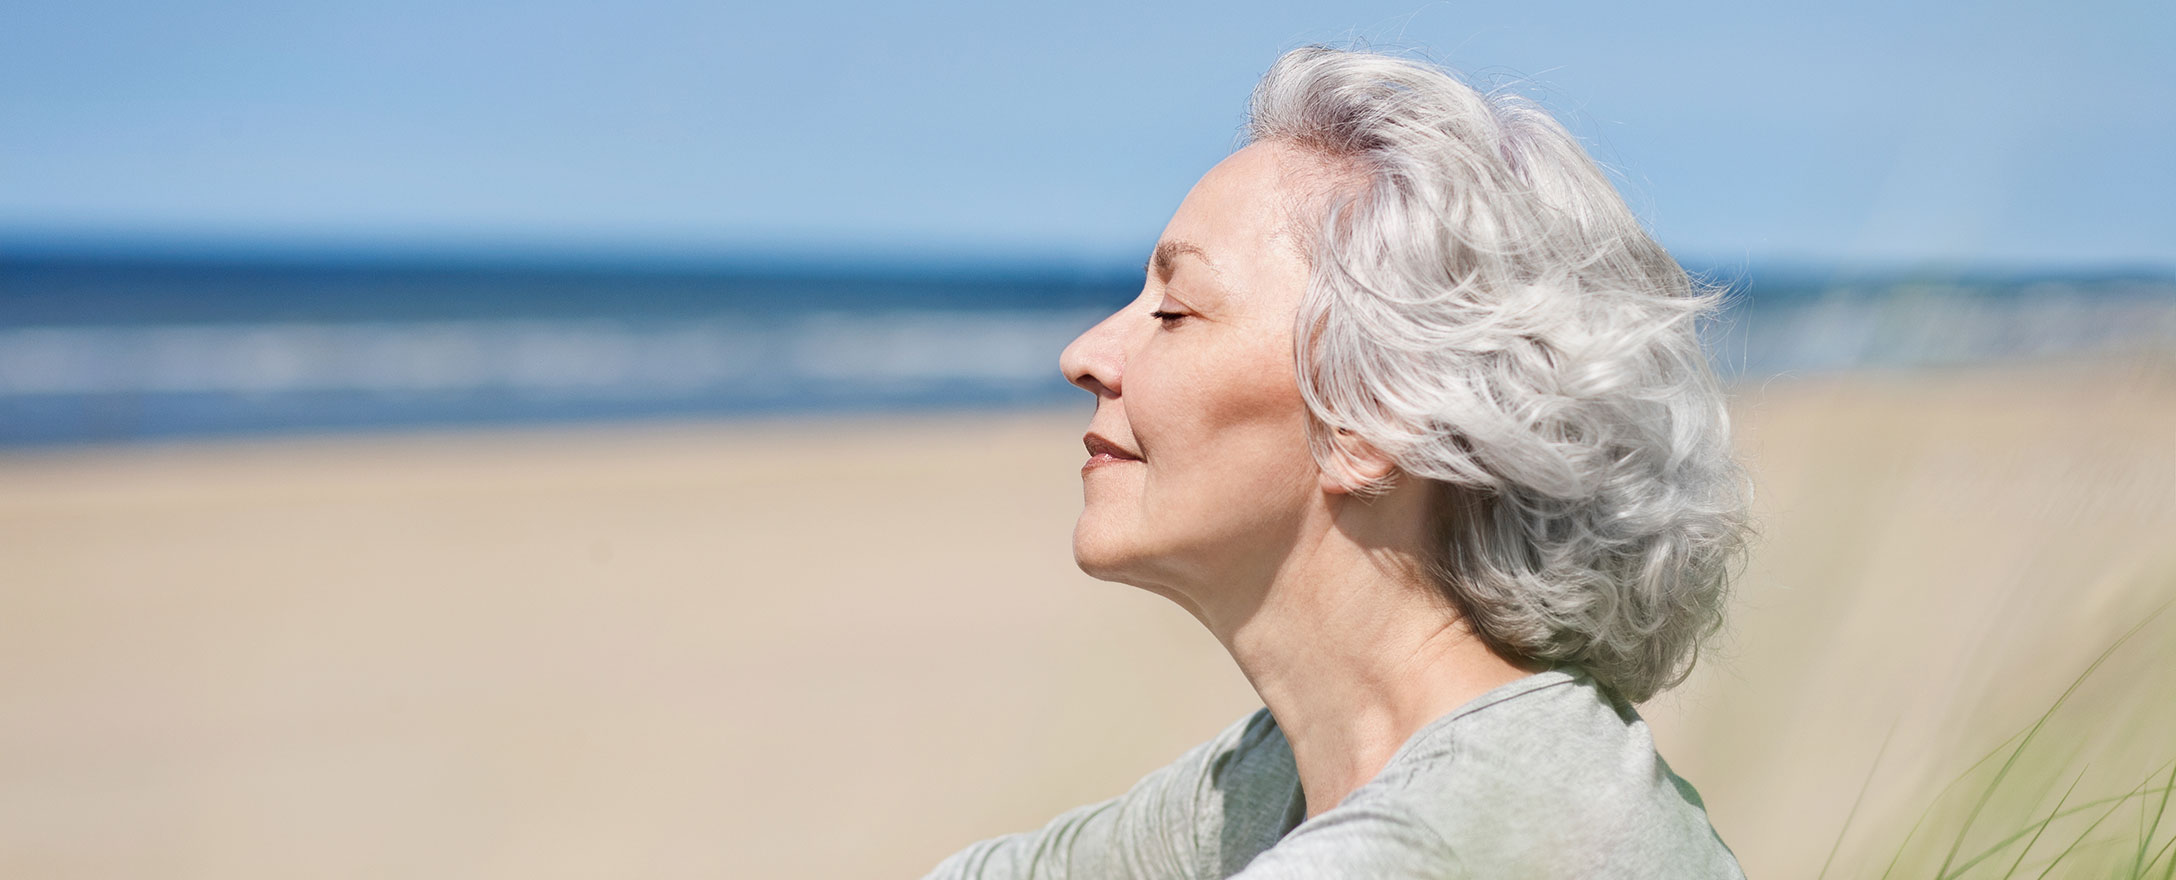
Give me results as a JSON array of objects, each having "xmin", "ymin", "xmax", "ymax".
[{"xmin": 5, "ymin": 355, "xmax": 2174, "ymax": 879}]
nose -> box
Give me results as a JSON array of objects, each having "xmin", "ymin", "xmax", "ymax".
[{"xmin": 1059, "ymin": 309, "xmax": 1125, "ymax": 398}]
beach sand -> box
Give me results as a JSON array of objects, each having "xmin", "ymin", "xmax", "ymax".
[{"xmin": 4, "ymin": 355, "xmax": 2174, "ymax": 878}]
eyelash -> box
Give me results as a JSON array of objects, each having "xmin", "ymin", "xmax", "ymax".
[{"xmin": 1149, "ymin": 310, "xmax": 1187, "ymax": 325}]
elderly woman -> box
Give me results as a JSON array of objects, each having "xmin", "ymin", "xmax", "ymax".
[{"xmin": 927, "ymin": 46, "xmax": 1752, "ymax": 879}]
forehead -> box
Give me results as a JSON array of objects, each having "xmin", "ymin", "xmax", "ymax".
[{"xmin": 1161, "ymin": 141, "xmax": 1332, "ymax": 265}]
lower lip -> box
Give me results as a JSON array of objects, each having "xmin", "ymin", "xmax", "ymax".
[{"xmin": 1082, "ymin": 453, "xmax": 1140, "ymax": 472}]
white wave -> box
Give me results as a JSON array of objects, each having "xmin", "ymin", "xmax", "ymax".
[
  {"xmin": 0, "ymin": 310, "xmax": 1106, "ymax": 398},
  {"xmin": 1702, "ymin": 283, "xmax": 2176, "ymax": 375}
]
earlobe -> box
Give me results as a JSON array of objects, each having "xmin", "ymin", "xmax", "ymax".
[{"xmin": 1318, "ymin": 428, "xmax": 1398, "ymax": 495}]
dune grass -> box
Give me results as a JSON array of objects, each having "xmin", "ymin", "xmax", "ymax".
[{"xmin": 1820, "ymin": 600, "xmax": 2176, "ymax": 879}]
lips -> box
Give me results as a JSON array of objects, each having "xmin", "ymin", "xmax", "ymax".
[{"xmin": 1083, "ymin": 432, "xmax": 1141, "ymax": 462}]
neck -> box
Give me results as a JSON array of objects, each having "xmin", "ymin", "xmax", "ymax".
[{"xmin": 1185, "ymin": 489, "xmax": 1541, "ymax": 819}]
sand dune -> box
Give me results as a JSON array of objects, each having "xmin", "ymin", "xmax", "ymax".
[{"xmin": 4, "ymin": 355, "xmax": 2174, "ymax": 878}]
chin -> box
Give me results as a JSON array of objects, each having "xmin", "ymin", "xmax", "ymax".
[
  {"xmin": 1072, "ymin": 528, "xmax": 1198, "ymax": 616},
  {"xmin": 1070, "ymin": 520, "xmax": 1128, "ymax": 582},
  {"xmin": 1071, "ymin": 514, "xmax": 1157, "ymax": 586}
]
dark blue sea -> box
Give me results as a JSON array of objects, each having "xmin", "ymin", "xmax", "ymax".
[{"xmin": 3, "ymin": 253, "xmax": 2173, "ymax": 447}]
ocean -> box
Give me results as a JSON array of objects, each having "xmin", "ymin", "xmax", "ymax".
[{"xmin": 3, "ymin": 254, "xmax": 2173, "ymax": 447}]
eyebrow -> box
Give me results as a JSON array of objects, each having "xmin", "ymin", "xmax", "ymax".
[{"xmin": 1146, "ymin": 239, "xmax": 1216, "ymax": 284}]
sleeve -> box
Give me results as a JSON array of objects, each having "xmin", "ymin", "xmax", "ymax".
[
  {"xmin": 919, "ymin": 712, "xmax": 1266, "ymax": 880},
  {"xmin": 1218, "ymin": 801, "xmax": 1460, "ymax": 880}
]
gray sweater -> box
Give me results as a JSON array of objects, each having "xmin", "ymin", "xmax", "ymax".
[{"xmin": 923, "ymin": 667, "xmax": 1744, "ymax": 879}]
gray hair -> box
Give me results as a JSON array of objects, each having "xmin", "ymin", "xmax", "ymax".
[{"xmin": 1247, "ymin": 47, "xmax": 1754, "ymax": 703}]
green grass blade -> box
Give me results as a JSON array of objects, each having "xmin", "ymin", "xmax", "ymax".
[
  {"xmin": 2033, "ymin": 771, "xmax": 2159, "ymax": 880},
  {"xmin": 1883, "ymin": 729, "xmax": 2033, "ymax": 879},
  {"xmin": 1994, "ymin": 768, "xmax": 2085, "ymax": 880},
  {"xmin": 2149, "ymin": 828, "xmax": 2176, "ymax": 879},
  {"xmin": 1936, "ymin": 603, "xmax": 2171, "ymax": 879},
  {"xmin": 1884, "ymin": 800, "xmax": 1941, "ymax": 880},
  {"xmin": 2149, "ymin": 823, "xmax": 2167, "ymax": 880},
  {"xmin": 2136, "ymin": 759, "xmax": 2176, "ymax": 875},
  {"xmin": 1936, "ymin": 784, "xmax": 2172, "ymax": 879},
  {"xmin": 1821, "ymin": 721, "xmax": 1898, "ymax": 880},
  {"xmin": 2012, "ymin": 835, "xmax": 2124, "ymax": 876}
]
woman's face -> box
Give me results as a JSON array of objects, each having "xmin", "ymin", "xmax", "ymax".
[{"xmin": 1059, "ymin": 142, "xmax": 1329, "ymax": 598}]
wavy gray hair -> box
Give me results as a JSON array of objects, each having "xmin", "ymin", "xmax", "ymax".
[{"xmin": 1248, "ymin": 47, "xmax": 1754, "ymax": 703}]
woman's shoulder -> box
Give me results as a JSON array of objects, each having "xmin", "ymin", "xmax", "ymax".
[
  {"xmin": 1251, "ymin": 668, "xmax": 1743, "ymax": 878},
  {"xmin": 1378, "ymin": 666, "xmax": 1650, "ymax": 779}
]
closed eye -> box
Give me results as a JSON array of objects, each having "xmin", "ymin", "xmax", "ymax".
[{"xmin": 1149, "ymin": 310, "xmax": 1188, "ymax": 326}]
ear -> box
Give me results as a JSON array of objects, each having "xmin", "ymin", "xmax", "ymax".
[{"xmin": 1319, "ymin": 427, "xmax": 1398, "ymax": 495}]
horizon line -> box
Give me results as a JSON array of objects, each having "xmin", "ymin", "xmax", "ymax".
[{"xmin": 3, "ymin": 232, "xmax": 2172, "ymax": 285}]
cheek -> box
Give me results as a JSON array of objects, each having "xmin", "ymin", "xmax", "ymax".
[{"xmin": 1134, "ymin": 342, "xmax": 1316, "ymax": 502}]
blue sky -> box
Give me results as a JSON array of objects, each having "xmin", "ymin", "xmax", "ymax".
[{"xmin": 3, "ymin": 0, "xmax": 2170, "ymax": 270}]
